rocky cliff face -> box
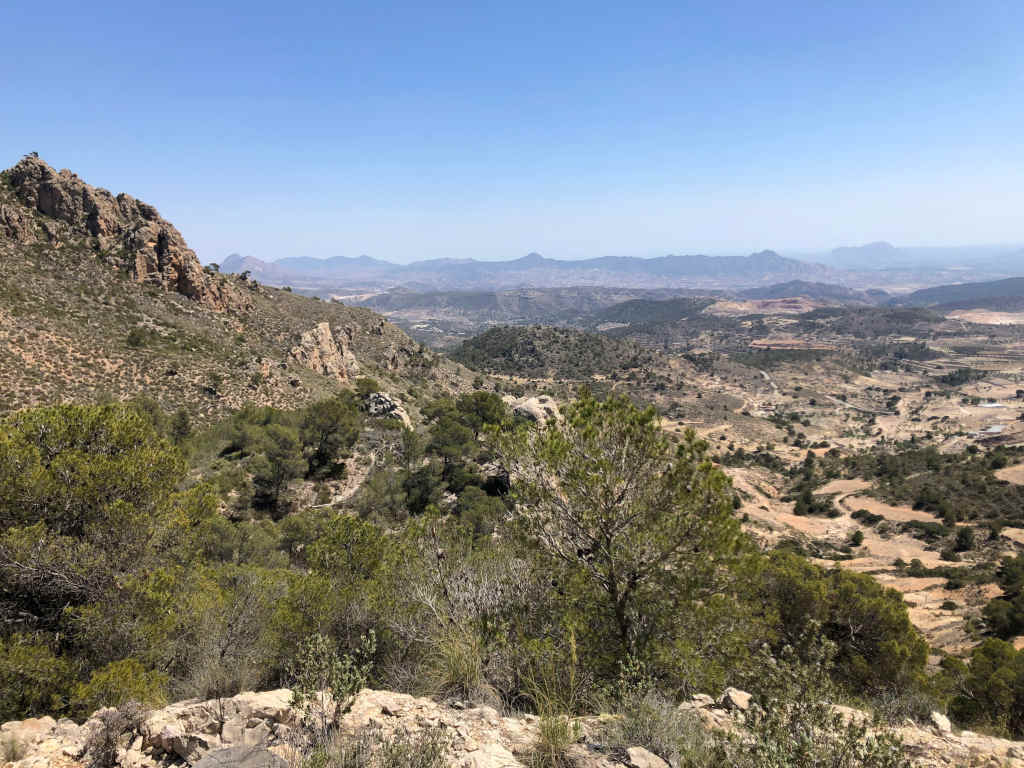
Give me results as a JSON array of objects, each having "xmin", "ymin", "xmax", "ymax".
[
  {"xmin": 3, "ymin": 688, "xmax": 1024, "ymax": 768},
  {"xmin": 2, "ymin": 154, "xmax": 232, "ymax": 310},
  {"xmin": 289, "ymin": 322, "xmax": 360, "ymax": 383}
]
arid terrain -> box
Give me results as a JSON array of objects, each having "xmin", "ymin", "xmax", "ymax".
[{"xmin": 442, "ymin": 295, "xmax": 1024, "ymax": 662}]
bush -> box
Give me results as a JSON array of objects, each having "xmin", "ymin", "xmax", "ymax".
[
  {"xmin": 84, "ymin": 703, "xmax": 146, "ymax": 768},
  {"xmin": 724, "ymin": 639, "xmax": 909, "ymax": 768},
  {"xmin": 290, "ymin": 632, "xmax": 375, "ymax": 740},
  {"xmin": 0, "ymin": 635, "xmax": 75, "ymax": 721},
  {"xmin": 495, "ymin": 393, "xmax": 744, "ymax": 678},
  {"xmin": 603, "ymin": 691, "xmax": 719, "ymax": 767},
  {"xmin": 528, "ymin": 712, "xmax": 579, "ymax": 768},
  {"xmin": 377, "ymin": 727, "xmax": 450, "ymax": 768},
  {"xmin": 71, "ymin": 659, "xmax": 168, "ymax": 716},
  {"xmin": 307, "ymin": 725, "xmax": 449, "ymax": 768},
  {"xmin": 954, "ymin": 526, "xmax": 975, "ymax": 552},
  {"xmin": 422, "ymin": 628, "xmax": 497, "ymax": 706},
  {"xmin": 948, "ymin": 638, "xmax": 1024, "ymax": 737},
  {"xmin": 757, "ymin": 553, "xmax": 928, "ymax": 697}
]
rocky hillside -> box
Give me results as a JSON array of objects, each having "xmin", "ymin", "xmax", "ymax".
[
  {"xmin": 0, "ymin": 155, "xmax": 461, "ymax": 420},
  {"xmin": 4, "ymin": 687, "xmax": 1022, "ymax": 768}
]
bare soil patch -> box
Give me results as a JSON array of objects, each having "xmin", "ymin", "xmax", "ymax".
[
  {"xmin": 948, "ymin": 310, "xmax": 1024, "ymax": 326},
  {"xmin": 996, "ymin": 464, "xmax": 1024, "ymax": 485},
  {"xmin": 841, "ymin": 495, "xmax": 940, "ymax": 524}
]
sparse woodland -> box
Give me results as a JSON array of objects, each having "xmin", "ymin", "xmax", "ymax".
[{"xmin": 0, "ymin": 388, "xmax": 1000, "ymax": 768}]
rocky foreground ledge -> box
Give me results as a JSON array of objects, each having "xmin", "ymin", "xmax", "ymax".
[{"xmin": 3, "ymin": 688, "xmax": 1024, "ymax": 768}]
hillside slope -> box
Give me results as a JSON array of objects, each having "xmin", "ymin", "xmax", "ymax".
[
  {"xmin": 740, "ymin": 280, "xmax": 887, "ymax": 304},
  {"xmin": 450, "ymin": 325, "xmax": 657, "ymax": 378},
  {"xmin": 893, "ymin": 276, "xmax": 1024, "ymax": 310},
  {"xmin": 0, "ymin": 155, "xmax": 450, "ymax": 420}
]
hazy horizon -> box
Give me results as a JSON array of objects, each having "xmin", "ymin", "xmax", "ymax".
[
  {"xmin": 224, "ymin": 240, "xmax": 1022, "ymax": 268},
  {"xmin": 4, "ymin": 1, "xmax": 1022, "ymax": 265}
]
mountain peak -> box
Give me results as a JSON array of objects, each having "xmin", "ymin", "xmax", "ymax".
[
  {"xmin": 514, "ymin": 252, "xmax": 547, "ymax": 265},
  {"xmin": 2, "ymin": 154, "xmax": 232, "ymax": 309},
  {"xmin": 832, "ymin": 241, "xmax": 897, "ymax": 254}
]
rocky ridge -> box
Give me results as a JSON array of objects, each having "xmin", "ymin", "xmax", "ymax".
[
  {"xmin": 2, "ymin": 154, "xmax": 234, "ymax": 311},
  {"xmin": 0, "ymin": 155, "xmax": 468, "ymax": 419},
  {"xmin": 3, "ymin": 688, "xmax": 1023, "ymax": 768}
]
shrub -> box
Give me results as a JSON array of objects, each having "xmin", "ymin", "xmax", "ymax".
[
  {"xmin": 954, "ymin": 526, "xmax": 975, "ymax": 552},
  {"xmin": 377, "ymin": 727, "xmax": 449, "ymax": 768},
  {"xmin": 71, "ymin": 659, "xmax": 168, "ymax": 716},
  {"xmin": 125, "ymin": 327, "xmax": 147, "ymax": 348},
  {"xmin": 421, "ymin": 628, "xmax": 495, "ymax": 705},
  {"xmin": 603, "ymin": 691, "xmax": 720, "ymax": 767},
  {"xmin": 757, "ymin": 553, "xmax": 928, "ymax": 697},
  {"xmin": 290, "ymin": 632, "xmax": 375, "ymax": 741},
  {"xmin": 307, "ymin": 725, "xmax": 449, "ymax": 768},
  {"xmin": 495, "ymin": 393, "xmax": 744, "ymax": 676},
  {"xmin": 0, "ymin": 635, "xmax": 75, "ymax": 720},
  {"xmin": 724, "ymin": 639, "xmax": 909, "ymax": 768},
  {"xmin": 528, "ymin": 712, "xmax": 579, "ymax": 768},
  {"xmin": 84, "ymin": 703, "xmax": 146, "ymax": 768},
  {"xmin": 947, "ymin": 639, "xmax": 1024, "ymax": 736}
]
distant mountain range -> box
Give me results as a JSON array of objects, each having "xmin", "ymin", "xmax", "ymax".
[
  {"xmin": 219, "ymin": 250, "xmax": 841, "ymax": 292},
  {"xmin": 221, "ymin": 239, "xmax": 1024, "ymax": 295}
]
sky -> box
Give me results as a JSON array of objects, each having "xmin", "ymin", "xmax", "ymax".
[{"xmin": 2, "ymin": 0, "xmax": 1022, "ymax": 264}]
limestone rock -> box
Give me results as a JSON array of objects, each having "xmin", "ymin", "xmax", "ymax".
[
  {"xmin": 289, "ymin": 322, "xmax": 359, "ymax": 382},
  {"xmin": 510, "ymin": 396, "xmax": 559, "ymax": 423},
  {"xmin": 5, "ymin": 154, "xmax": 234, "ymax": 310},
  {"xmin": 625, "ymin": 746, "xmax": 669, "ymax": 768},
  {"xmin": 365, "ymin": 392, "xmax": 411, "ymax": 426},
  {"xmin": 680, "ymin": 694, "xmax": 715, "ymax": 710},
  {"xmin": 930, "ymin": 710, "xmax": 952, "ymax": 735},
  {"xmin": 830, "ymin": 704, "xmax": 869, "ymax": 727},
  {"xmin": 720, "ymin": 687, "xmax": 752, "ymax": 712},
  {"xmin": 4, "ymin": 687, "xmax": 1024, "ymax": 768},
  {"xmin": 192, "ymin": 746, "xmax": 288, "ymax": 768},
  {"xmin": 0, "ymin": 202, "xmax": 33, "ymax": 241}
]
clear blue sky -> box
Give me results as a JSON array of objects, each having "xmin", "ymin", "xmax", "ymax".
[{"xmin": 3, "ymin": 0, "xmax": 1022, "ymax": 263}]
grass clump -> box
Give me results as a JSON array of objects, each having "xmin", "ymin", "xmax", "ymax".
[{"xmin": 603, "ymin": 691, "xmax": 720, "ymax": 768}]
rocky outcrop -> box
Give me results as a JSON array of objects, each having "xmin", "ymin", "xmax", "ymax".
[
  {"xmin": 7, "ymin": 687, "xmax": 1024, "ymax": 768},
  {"xmin": 364, "ymin": 392, "xmax": 411, "ymax": 427},
  {"xmin": 3, "ymin": 154, "xmax": 232, "ymax": 310},
  {"xmin": 288, "ymin": 322, "xmax": 360, "ymax": 383},
  {"xmin": 508, "ymin": 395, "xmax": 560, "ymax": 423}
]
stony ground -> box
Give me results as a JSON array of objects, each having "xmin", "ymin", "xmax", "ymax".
[{"xmin": 4, "ymin": 688, "xmax": 1024, "ymax": 768}]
